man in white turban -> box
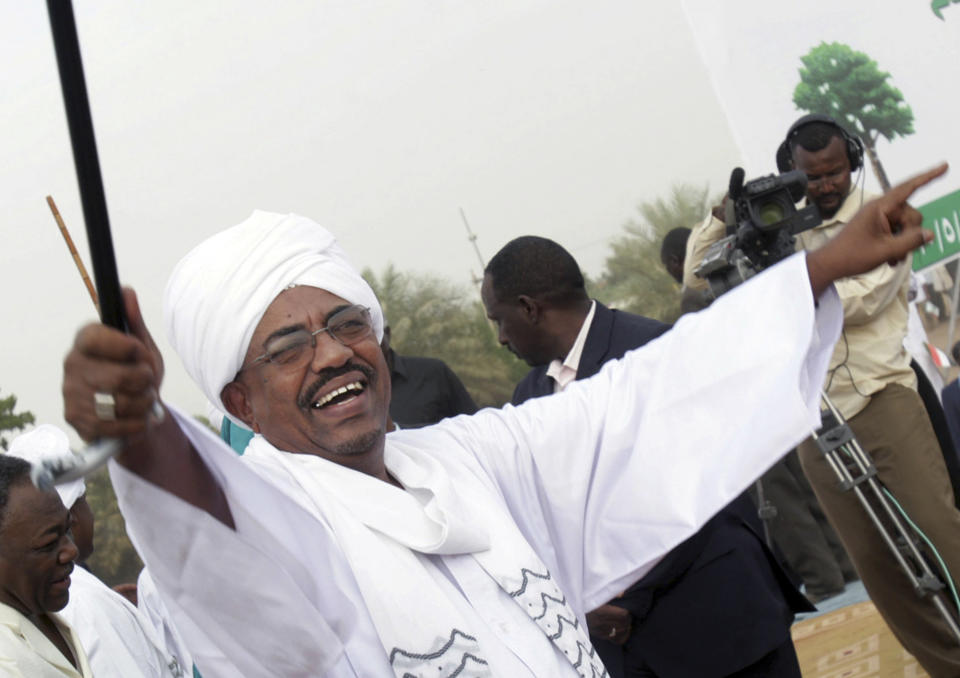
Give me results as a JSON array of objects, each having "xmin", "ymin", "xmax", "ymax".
[
  {"xmin": 61, "ymin": 167, "xmax": 945, "ymax": 678},
  {"xmin": 8, "ymin": 426, "xmax": 184, "ymax": 678}
]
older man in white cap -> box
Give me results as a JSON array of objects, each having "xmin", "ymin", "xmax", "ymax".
[
  {"xmin": 8, "ymin": 426, "xmax": 184, "ymax": 678},
  {"xmin": 60, "ymin": 166, "xmax": 945, "ymax": 678},
  {"xmin": 0, "ymin": 453, "xmax": 88, "ymax": 678}
]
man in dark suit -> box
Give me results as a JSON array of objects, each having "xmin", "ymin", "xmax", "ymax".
[
  {"xmin": 481, "ymin": 235, "xmax": 811, "ymax": 678},
  {"xmin": 380, "ymin": 325, "xmax": 477, "ymax": 428},
  {"xmin": 941, "ymin": 341, "xmax": 960, "ymax": 468}
]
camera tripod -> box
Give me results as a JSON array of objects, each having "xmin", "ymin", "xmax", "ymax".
[{"xmin": 811, "ymin": 390, "xmax": 960, "ymax": 642}]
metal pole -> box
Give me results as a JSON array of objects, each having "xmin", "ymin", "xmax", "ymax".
[{"xmin": 459, "ymin": 207, "xmax": 486, "ymax": 287}]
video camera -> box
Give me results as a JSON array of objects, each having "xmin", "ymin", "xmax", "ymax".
[{"xmin": 696, "ymin": 168, "xmax": 820, "ymax": 299}]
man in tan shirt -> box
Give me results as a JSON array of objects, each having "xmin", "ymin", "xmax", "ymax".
[{"xmin": 784, "ymin": 114, "xmax": 960, "ymax": 677}]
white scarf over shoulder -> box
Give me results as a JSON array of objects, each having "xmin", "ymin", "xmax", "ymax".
[{"xmin": 243, "ymin": 436, "xmax": 605, "ymax": 677}]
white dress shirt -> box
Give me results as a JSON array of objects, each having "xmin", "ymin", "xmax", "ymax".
[{"xmin": 546, "ymin": 301, "xmax": 596, "ymax": 392}]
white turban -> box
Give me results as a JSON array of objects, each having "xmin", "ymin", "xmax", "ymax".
[
  {"xmin": 164, "ymin": 211, "xmax": 384, "ymax": 424},
  {"xmin": 8, "ymin": 425, "xmax": 86, "ymax": 508}
]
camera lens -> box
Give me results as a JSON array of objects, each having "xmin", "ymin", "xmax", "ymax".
[{"xmin": 758, "ymin": 200, "xmax": 786, "ymax": 226}]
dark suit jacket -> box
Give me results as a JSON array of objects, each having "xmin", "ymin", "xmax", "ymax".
[
  {"xmin": 512, "ymin": 302, "xmax": 810, "ymax": 678},
  {"xmin": 388, "ymin": 352, "xmax": 477, "ymax": 428},
  {"xmin": 941, "ymin": 379, "xmax": 960, "ymax": 477}
]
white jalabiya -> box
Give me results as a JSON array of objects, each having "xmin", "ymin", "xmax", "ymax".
[
  {"xmin": 110, "ymin": 253, "xmax": 840, "ymax": 677},
  {"xmin": 137, "ymin": 570, "xmax": 196, "ymax": 678},
  {"xmin": 242, "ymin": 434, "xmax": 605, "ymax": 677},
  {"xmin": 60, "ymin": 568, "xmax": 182, "ymax": 678}
]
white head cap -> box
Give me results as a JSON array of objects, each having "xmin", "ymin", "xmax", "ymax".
[{"xmin": 8, "ymin": 425, "xmax": 86, "ymax": 508}]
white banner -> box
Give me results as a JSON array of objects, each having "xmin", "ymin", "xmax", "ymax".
[{"xmin": 681, "ymin": 0, "xmax": 960, "ymax": 204}]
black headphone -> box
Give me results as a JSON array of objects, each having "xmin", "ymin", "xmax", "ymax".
[{"xmin": 775, "ymin": 113, "xmax": 864, "ymax": 173}]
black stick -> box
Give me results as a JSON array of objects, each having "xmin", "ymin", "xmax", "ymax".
[{"xmin": 46, "ymin": 0, "xmax": 126, "ymax": 331}]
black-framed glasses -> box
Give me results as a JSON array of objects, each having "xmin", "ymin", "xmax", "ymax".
[{"xmin": 241, "ymin": 305, "xmax": 373, "ymax": 372}]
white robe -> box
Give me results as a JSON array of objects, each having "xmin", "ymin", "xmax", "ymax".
[
  {"xmin": 59, "ymin": 567, "xmax": 177, "ymax": 678},
  {"xmin": 110, "ymin": 253, "xmax": 841, "ymax": 677},
  {"xmin": 137, "ymin": 570, "xmax": 195, "ymax": 678}
]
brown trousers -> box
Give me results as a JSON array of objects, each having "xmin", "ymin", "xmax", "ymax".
[{"xmin": 799, "ymin": 384, "xmax": 960, "ymax": 678}]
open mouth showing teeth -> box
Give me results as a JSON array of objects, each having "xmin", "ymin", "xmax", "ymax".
[{"xmin": 311, "ymin": 381, "xmax": 366, "ymax": 409}]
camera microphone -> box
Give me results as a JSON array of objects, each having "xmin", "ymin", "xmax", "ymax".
[{"xmin": 728, "ymin": 167, "xmax": 746, "ymax": 201}]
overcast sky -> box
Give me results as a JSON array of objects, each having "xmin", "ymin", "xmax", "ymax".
[
  {"xmin": 5, "ymin": 1, "xmax": 954, "ymax": 444},
  {"xmin": 2, "ymin": 1, "xmax": 746, "ymax": 437}
]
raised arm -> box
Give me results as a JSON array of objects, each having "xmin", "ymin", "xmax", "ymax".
[
  {"xmin": 62, "ymin": 288, "xmax": 234, "ymax": 528},
  {"xmin": 806, "ymin": 163, "xmax": 947, "ymax": 298},
  {"xmin": 429, "ymin": 165, "xmax": 948, "ymax": 612}
]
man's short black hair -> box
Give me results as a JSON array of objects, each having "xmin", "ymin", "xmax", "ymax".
[
  {"xmin": 952, "ymin": 340, "xmax": 960, "ymax": 366},
  {"xmin": 0, "ymin": 456, "xmax": 32, "ymax": 529},
  {"xmin": 790, "ymin": 121, "xmax": 845, "ymax": 155},
  {"xmin": 660, "ymin": 227, "xmax": 691, "ymax": 266},
  {"xmin": 484, "ymin": 236, "xmax": 586, "ymax": 305}
]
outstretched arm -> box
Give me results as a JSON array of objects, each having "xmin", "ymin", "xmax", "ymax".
[
  {"xmin": 63, "ymin": 288, "xmax": 235, "ymax": 528},
  {"xmin": 806, "ymin": 163, "xmax": 947, "ymax": 298}
]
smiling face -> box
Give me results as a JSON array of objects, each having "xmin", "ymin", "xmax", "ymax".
[
  {"xmin": 792, "ymin": 135, "xmax": 852, "ymax": 220},
  {"xmin": 223, "ymin": 286, "xmax": 391, "ymax": 470},
  {"xmin": 0, "ymin": 482, "xmax": 77, "ymax": 617}
]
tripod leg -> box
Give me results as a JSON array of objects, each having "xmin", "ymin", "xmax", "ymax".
[
  {"xmin": 752, "ymin": 478, "xmax": 776, "ymax": 550},
  {"xmin": 799, "ymin": 386, "xmax": 960, "ymax": 674}
]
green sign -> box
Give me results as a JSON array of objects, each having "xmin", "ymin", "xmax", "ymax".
[{"xmin": 914, "ymin": 187, "xmax": 960, "ymax": 271}]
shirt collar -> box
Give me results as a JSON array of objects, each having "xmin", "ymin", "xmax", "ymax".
[
  {"xmin": 545, "ymin": 300, "xmax": 596, "ymax": 390},
  {"xmin": 0, "ymin": 601, "xmax": 24, "ymax": 631}
]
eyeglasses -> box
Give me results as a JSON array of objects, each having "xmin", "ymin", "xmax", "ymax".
[{"xmin": 241, "ymin": 305, "xmax": 373, "ymax": 372}]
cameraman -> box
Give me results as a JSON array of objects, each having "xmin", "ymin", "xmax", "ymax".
[{"xmin": 782, "ymin": 114, "xmax": 960, "ymax": 675}]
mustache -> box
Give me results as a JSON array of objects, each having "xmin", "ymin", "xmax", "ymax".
[{"xmin": 298, "ymin": 362, "xmax": 376, "ymax": 409}]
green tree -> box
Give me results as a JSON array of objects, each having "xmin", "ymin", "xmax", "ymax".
[
  {"xmin": 84, "ymin": 467, "xmax": 143, "ymax": 587},
  {"xmin": 364, "ymin": 265, "xmax": 528, "ymax": 407},
  {"xmin": 793, "ymin": 41, "xmax": 914, "ymax": 191},
  {"xmin": 596, "ymin": 184, "xmax": 715, "ymax": 323},
  {"xmin": 0, "ymin": 391, "xmax": 35, "ymax": 451}
]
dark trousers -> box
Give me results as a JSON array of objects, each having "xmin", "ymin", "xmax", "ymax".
[
  {"xmin": 752, "ymin": 451, "xmax": 856, "ymax": 597},
  {"xmin": 622, "ymin": 637, "xmax": 801, "ymax": 678}
]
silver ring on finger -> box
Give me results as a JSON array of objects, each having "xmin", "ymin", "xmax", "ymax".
[
  {"xmin": 93, "ymin": 392, "xmax": 117, "ymax": 422},
  {"xmin": 608, "ymin": 627, "xmax": 616, "ymax": 639}
]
